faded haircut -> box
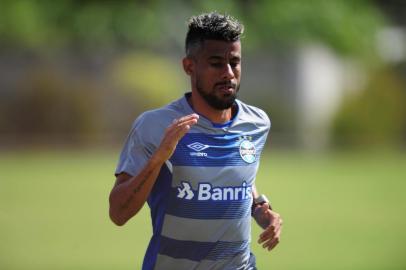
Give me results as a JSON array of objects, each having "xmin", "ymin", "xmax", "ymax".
[{"xmin": 185, "ymin": 12, "xmax": 244, "ymax": 56}]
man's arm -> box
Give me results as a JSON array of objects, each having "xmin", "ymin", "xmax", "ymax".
[
  {"xmin": 109, "ymin": 114, "xmax": 199, "ymax": 226},
  {"xmin": 252, "ymin": 185, "xmax": 283, "ymax": 251}
]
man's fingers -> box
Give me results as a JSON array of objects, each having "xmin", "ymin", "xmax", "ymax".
[
  {"xmin": 258, "ymin": 226, "xmax": 275, "ymax": 244},
  {"xmin": 173, "ymin": 114, "xmax": 197, "ymax": 124},
  {"xmin": 157, "ymin": 114, "xmax": 199, "ymax": 160},
  {"xmin": 169, "ymin": 115, "xmax": 198, "ymax": 133},
  {"xmin": 177, "ymin": 118, "xmax": 199, "ymax": 128},
  {"xmin": 263, "ymin": 229, "xmax": 281, "ymax": 251},
  {"xmin": 258, "ymin": 221, "xmax": 281, "ymax": 242},
  {"xmin": 175, "ymin": 124, "xmax": 191, "ymax": 137},
  {"xmin": 172, "ymin": 119, "xmax": 198, "ymax": 137},
  {"xmin": 258, "ymin": 212, "xmax": 283, "ymax": 246},
  {"xmin": 173, "ymin": 114, "xmax": 199, "ymax": 125},
  {"xmin": 263, "ymin": 237, "xmax": 280, "ymax": 251},
  {"xmin": 166, "ymin": 115, "xmax": 198, "ymax": 137},
  {"xmin": 164, "ymin": 114, "xmax": 198, "ymax": 140},
  {"xmin": 261, "ymin": 226, "xmax": 281, "ymax": 249}
]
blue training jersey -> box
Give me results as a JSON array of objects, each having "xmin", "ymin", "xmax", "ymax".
[{"xmin": 115, "ymin": 93, "xmax": 270, "ymax": 270}]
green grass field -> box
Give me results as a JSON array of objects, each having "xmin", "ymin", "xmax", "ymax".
[{"xmin": 0, "ymin": 149, "xmax": 405, "ymax": 270}]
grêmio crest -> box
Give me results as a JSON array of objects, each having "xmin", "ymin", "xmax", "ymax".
[{"xmin": 239, "ymin": 139, "xmax": 256, "ymax": 163}]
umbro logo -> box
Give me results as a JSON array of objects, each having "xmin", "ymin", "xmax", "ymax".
[
  {"xmin": 187, "ymin": 142, "xmax": 209, "ymax": 157},
  {"xmin": 187, "ymin": 142, "xmax": 210, "ymax": 152}
]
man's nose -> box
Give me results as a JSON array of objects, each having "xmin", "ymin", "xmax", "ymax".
[{"xmin": 222, "ymin": 64, "xmax": 235, "ymax": 80}]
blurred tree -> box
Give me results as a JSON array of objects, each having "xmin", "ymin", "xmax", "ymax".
[
  {"xmin": 0, "ymin": 0, "xmax": 166, "ymax": 51},
  {"xmin": 111, "ymin": 51, "xmax": 187, "ymax": 108},
  {"xmin": 0, "ymin": 65, "xmax": 101, "ymax": 143},
  {"xmin": 331, "ymin": 68, "xmax": 406, "ymax": 148},
  {"xmin": 0, "ymin": 0, "xmax": 386, "ymax": 60},
  {"xmin": 243, "ymin": 0, "xmax": 385, "ymax": 61},
  {"xmin": 0, "ymin": 0, "xmax": 395, "ymax": 147}
]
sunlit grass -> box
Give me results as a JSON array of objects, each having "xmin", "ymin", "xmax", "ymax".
[{"xmin": 0, "ymin": 149, "xmax": 405, "ymax": 269}]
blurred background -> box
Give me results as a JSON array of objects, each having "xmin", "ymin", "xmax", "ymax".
[{"xmin": 0, "ymin": 0, "xmax": 405, "ymax": 269}]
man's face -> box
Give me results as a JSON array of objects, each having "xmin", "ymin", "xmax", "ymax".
[{"xmin": 187, "ymin": 40, "xmax": 241, "ymax": 110}]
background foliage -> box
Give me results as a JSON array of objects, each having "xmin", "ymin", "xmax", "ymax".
[
  {"xmin": 332, "ymin": 68, "xmax": 406, "ymax": 147},
  {"xmin": 1, "ymin": 0, "xmax": 403, "ymax": 148},
  {"xmin": 0, "ymin": 0, "xmax": 385, "ymax": 58}
]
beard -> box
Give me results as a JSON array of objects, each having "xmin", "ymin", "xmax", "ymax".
[{"xmin": 196, "ymin": 79, "xmax": 239, "ymax": 110}]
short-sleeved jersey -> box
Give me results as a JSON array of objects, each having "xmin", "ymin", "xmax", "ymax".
[{"xmin": 115, "ymin": 93, "xmax": 270, "ymax": 270}]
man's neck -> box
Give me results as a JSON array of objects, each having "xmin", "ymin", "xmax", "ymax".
[{"xmin": 187, "ymin": 92, "xmax": 235, "ymax": 124}]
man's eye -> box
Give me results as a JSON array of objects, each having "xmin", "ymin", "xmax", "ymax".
[
  {"xmin": 210, "ymin": 62, "xmax": 223, "ymax": 68},
  {"xmin": 230, "ymin": 62, "xmax": 240, "ymax": 68}
]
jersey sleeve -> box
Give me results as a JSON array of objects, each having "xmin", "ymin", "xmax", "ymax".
[{"xmin": 114, "ymin": 115, "xmax": 153, "ymax": 177}]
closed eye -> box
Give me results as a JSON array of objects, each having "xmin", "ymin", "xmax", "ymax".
[
  {"xmin": 230, "ymin": 62, "xmax": 240, "ymax": 68},
  {"xmin": 209, "ymin": 62, "xmax": 224, "ymax": 68}
]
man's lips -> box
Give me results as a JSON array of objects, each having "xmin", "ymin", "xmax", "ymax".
[{"xmin": 215, "ymin": 82, "xmax": 236, "ymax": 92}]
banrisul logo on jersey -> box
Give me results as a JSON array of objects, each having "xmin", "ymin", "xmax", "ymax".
[
  {"xmin": 239, "ymin": 140, "xmax": 256, "ymax": 163},
  {"xmin": 177, "ymin": 181, "xmax": 252, "ymax": 201}
]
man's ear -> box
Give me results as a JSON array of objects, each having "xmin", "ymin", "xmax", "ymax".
[{"xmin": 182, "ymin": 57, "xmax": 194, "ymax": 75}]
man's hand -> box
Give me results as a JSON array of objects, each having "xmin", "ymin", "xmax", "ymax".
[
  {"xmin": 253, "ymin": 203, "xmax": 283, "ymax": 251},
  {"xmin": 154, "ymin": 113, "xmax": 199, "ymax": 162},
  {"xmin": 109, "ymin": 113, "xmax": 199, "ymax": 226}
]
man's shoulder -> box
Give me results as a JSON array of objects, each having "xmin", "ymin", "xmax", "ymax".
[
  {"xmin": 236, "ymin": 99, "xmax": 271, "ymax": 128},
  {"xmin": 132, "ymin": 98, "xmax": 186, "ymax": 131}
]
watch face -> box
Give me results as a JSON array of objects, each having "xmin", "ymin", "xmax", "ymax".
[{"xmin": 254, "ymin": 194, "xmax": 269, "ymax": 204}]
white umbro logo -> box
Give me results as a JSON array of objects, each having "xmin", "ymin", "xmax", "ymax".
[
  {"xmin": 177, "ymin": 182, "xmax": 194, "ymax": 200},
  {"xmin": 187, "ymin": 142, "xmax": 210, "ymax": 152}
]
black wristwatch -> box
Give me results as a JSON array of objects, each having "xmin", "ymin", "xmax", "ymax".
[{"xmin": 251, "ymin": 194, "xmax": 272, "ymax": 215}]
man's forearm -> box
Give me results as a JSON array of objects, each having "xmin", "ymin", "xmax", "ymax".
[
  {"xmin": 109, "ymin": 154, "xmax": 165, "ymax": 226},
  {"xmin": 109, "ymin": 113, "xmax": 199, "ymax": 226}
]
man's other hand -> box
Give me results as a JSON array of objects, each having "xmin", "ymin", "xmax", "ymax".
[{"xmin": 254, "ymin": 203, "xmax": 283, "ymax": 251}]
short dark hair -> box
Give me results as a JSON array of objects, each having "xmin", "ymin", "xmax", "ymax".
[{"xmin": 185, "ymin": 12, "xmax": 244, "ymax": 56}]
